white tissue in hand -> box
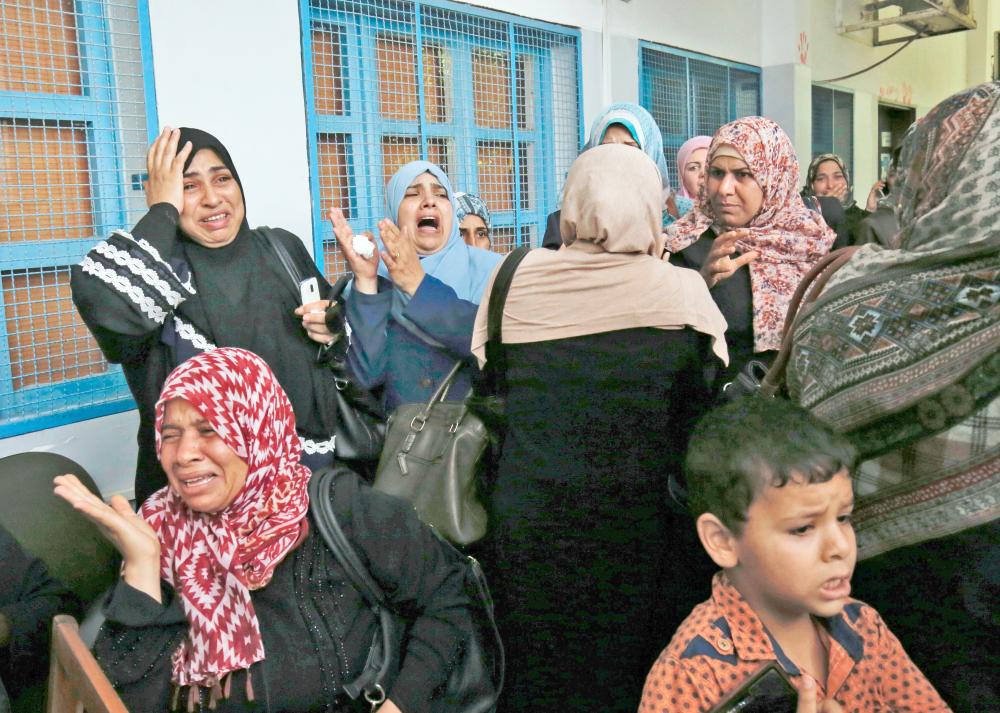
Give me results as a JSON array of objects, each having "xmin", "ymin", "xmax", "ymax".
[{"xmin": 353, "ymin": 234, "xmax": 376, "ymax": 259}]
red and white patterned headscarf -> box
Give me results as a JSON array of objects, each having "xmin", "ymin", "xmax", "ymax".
[
  {"xmin": 140, "ymin": 348, "xmax": 311, "ymax": 694},
  {"xmin": 664, "ymin": 116, "xmax": 836, "ymax": 351}
]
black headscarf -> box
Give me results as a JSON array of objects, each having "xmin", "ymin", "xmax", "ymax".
[
  {"xmin": 171, "ymin": 128, "xmax": 339, "ymax": 439},
  {"xmin": 178, "ymin": 127, "xmax": 248, "ymax": 208}
]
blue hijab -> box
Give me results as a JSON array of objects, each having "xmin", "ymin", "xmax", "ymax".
[
  {"xmin": 585, "ymin": 102, "xmax": 672, "ymax": 193},
  {"xmin": 378, "ymin": 161, "xmax": 502, "ymax": 344}
]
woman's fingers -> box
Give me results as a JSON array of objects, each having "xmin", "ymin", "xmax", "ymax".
[
  {"xmin": 54, "ymin": 475, "xmax": 127, "ymax": 535},
  {"xmin": 144, "ymin": 127, "xmax": 186, "ymax": 211},
  {"xmin": 151, "ymin": 127, "xmax": 177, "ymax": 173},
  {"xmin": 330, "ymin": 208, "xmax": 379, "ymax": 288},
  {"xmin": 329, "ymin": 207, "xmax": 354, "ymax": 241},
  {"xmin": 730, "ymin": 250, "xmax": 759, "ymax": 270},
  {"xmin": 379, "ymin": 219, "xmax": 405, "ymax": 270},
  {"xmin": 708, "ymin": 250, "xmax": 759, "ymax": 278},
  {"xmin": 298, "ymin": 304, "xmax": 337, "ymax": 344},
  {"xmin": 173, "ymin": 139, "xmax": 193, "ymax": 173},
  {"xmin": 714, "ymin": 227, "xmax": 750, "ymax": 247},
  {"xmin": 146, "ymin": 127, "xmax": 165, "ymax": 174},
  {"xmin": 378, "ymin": 219, "xmax": 402, "ymax": 251},
  {"xmin": 384, "ymin": 225, "xmax": 425, "ymax": 295}
]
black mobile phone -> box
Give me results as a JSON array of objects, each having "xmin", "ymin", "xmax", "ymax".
[{"xmin": 710, "ymin": 662, "xmax": 798, "ymax": 713}]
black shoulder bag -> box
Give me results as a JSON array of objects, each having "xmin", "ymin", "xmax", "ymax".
[
  {"xmin": 308, "ymin": 467, "xmax": 504, "ymax": 713},
  {"xmin": 467, "ymin": 245, "xmax": 532, "ymax": 435},
  {"xmin": 260, "ymin": 227, "xmax": 385, "ymax": 461}
]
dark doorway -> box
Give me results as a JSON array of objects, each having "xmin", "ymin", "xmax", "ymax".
[{"xmin": 877, "ymin": 104, "xmax": 916, "ymax": 180}]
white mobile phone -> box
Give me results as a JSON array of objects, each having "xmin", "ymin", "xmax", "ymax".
[{"xmin": 299, "ymin": 277, "xmax": 320, "ymax": 306}]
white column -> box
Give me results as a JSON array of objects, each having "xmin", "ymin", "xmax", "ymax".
[{"xmin": 759, "ymin": 0, "xmax": 814, "ymax": 167}]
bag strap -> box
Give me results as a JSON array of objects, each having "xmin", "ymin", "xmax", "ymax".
[
  {"xmin": 308, "ymin": 468, "xmax": 395, "ymax": 702},
  {"xmin": 259, "ymin": 226, "xmax": 306, "ymax": 287},
  {"xmin": 309, "ymin": 469, "xmax": 389, "ymax": 606},
  {"xmin": 329, "ymin": 273, "xmax": 351, "ymax": 301},
  {"xmin": 760, "ymin": 246, "xmax": 859, "ymax": 397},
  {"xmin": 485, "ymin": 245, "xmax": 532, "ymax": 387},
  {"xmin": 420, "ymin": 359, "xmax": 465, "ymax": 410}
]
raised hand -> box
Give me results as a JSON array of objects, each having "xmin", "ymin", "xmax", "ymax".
[
  {"xmin": 144, "ymin": 126, "xmax": 193, "ymax": 213},
  {"xmin": 829, "ymin": 181, "xmax": 849, "ymax": 203},
  {"xmin": 329, "ymin": 207, "xmax": 379, "ymax": 294},
  {"xmin": 53, "ymin": 474, "xmax": 162, "ymax": 602},
  {"xmin": 379, "ymin": 219, "xmax": 425, "ymax": 296},
  {"xmin": 700, "ymin": 228, "xmax": 759, "ymax": 288},
  {"xmin": 865, "ymin": 180, "xmax": 886, "ymax": 212}
]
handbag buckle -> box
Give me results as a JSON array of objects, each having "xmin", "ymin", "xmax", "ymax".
[
  {"xmin": 334, "ymin": 376, "xmax": 349, "ymax": 391},
  {"xmin": 364, "ymin": 683, "xmax": 386, "ymax": 713},
  {"xmin": 410, "ymin": 415, "xmax": 427, "ymax": 431}
]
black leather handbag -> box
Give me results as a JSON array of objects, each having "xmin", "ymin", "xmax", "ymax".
[
  {"xmin": 309, "ymin": 467, "xmax": 504, "ymax": 713},
  {"xmin": 261, "ymin": 228, "xmax": 385, "ymax": 461}
]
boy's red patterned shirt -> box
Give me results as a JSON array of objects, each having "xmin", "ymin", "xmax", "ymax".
[{"xmin": 640, "ymin": 572, "xmax": 951, "ymax": 712}]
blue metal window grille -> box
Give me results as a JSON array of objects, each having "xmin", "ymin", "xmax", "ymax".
[
  {"xmin": 639, "ymin": 41, "xmax": 761, "ymax": 193},
  {"xmin": 301, "ymin": 0, "xmax": 582, "ymax": 272},
  {"xmin": 811, "ymin": 84, "xmax": 854, "ymax": 181},
  {"xmin": 0, "ymin": 0, "xmax": 158, "ymax": 437}
]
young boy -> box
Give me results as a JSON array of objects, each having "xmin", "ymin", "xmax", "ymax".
[{"xmin": 639, "ymin": 398, "xmax": 950, "ymax": 712}]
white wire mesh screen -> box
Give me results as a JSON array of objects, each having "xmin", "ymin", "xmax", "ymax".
[
  {"xmin": 640, "ymin": 44, "xmax": 761, "ymax": 194},
  {"xmin": 305, "ymin": 0, "xmax": 581, "ymax": 275},
  {"xmin": 811, "ymin": 85, "xmax": 854, "ymax": 181},
  {"xmin": 0, "ymin": 0, "xmax": 154, "ymax": 435}
]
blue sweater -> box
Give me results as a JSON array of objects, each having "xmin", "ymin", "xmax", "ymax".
[{"xmin": 346, "ymin": 274, "xmax": 479, "ymax": 410}]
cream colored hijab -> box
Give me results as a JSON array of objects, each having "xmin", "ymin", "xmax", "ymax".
[{"xmin": 472, "ymin": 143, "xmax": 728, "ymax": 365}]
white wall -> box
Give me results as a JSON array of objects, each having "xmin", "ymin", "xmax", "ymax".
[
  {"xmin": 2, "ymin": 0, "xmax": 993, "ymax": 500},
  {"xmin": 148, "ymin": 0, "xmax": 315, "ymax": 248}
]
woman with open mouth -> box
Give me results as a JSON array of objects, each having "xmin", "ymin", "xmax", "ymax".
[
  {"xmin": 330, "ymin": 161, "xmax": 502, "ymax": 412},
  {"xmin": 53, "ymin": 347, "xmax": 472, "ymax": 713},
  {"xmin": 71, "ymin": 127, "xmax": 363, "ymax": 505}
]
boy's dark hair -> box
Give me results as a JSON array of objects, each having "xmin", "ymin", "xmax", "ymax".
[{"xmin": 686, "ymin": 398, "xmax": 857, "ymax": 533}]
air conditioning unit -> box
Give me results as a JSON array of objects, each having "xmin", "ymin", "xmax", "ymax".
[{"xmin": 837, "ymin": 0, "xmax": 976, "ymax": 46}]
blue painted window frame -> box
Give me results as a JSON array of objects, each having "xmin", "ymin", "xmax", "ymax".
[
  {"xmin": 300, "ymin": 0, "xmax": 582, "ymax": 258},
  {"xmin": 638, "ymin": 40, "xmax": 762, "ymax": 179},
  {"xmin": 811, "ymin": 84, "xmax": 854, "ymax": 181},
  {"xmin": 0, "ymin": 0, "xmax": 159, "ymax": 437}
]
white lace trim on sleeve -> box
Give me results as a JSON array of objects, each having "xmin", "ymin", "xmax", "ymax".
[
  {"xmin": 93, "ymin": 240, "xmax": 186, "ymax": 308},
  {"xmin": 172, "ymin": 316, "xmax": 216, "ymax": 351},
  {"xmin": 79, "ymin": 257, "xmax": 167, "ymax": 324},
  {"xmin": 111, "ymin": 229, "xmax": 196, "ymax": 296}
]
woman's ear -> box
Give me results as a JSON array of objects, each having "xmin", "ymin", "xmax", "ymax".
[{"xmin": 696, "ymin": 513, "xmax": 740, "ymax": 569}]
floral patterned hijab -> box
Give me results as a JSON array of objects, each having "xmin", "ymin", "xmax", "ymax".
[
  {"xmin": 140, "ymin": 348, "xmax": 311, "ymax": 699},
  {"xmin": 664, "ymin": 116, "xmax": 835, "ymax": 352}
]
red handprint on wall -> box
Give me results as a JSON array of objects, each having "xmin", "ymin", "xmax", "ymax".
[{"xmin": 798, "ymin": 32, "xmax": 809, "ymax": 64}]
